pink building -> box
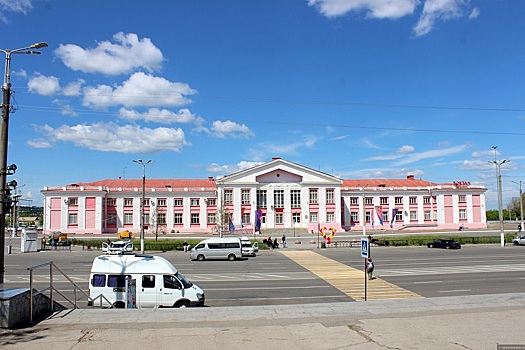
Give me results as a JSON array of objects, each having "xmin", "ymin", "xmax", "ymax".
[{"xmin": 41, "ymin": 158, "xmax": 487, "ymax": 235}]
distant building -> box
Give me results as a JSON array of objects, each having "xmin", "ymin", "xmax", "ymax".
[{"xmin": 41, "ymin": 157, "xmax": 487, "ymax": 235}]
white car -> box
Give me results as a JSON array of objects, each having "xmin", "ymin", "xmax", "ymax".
[
  {"xmin": 513, "ymin": 236, "xmax": 525, "ymax": 246},
  {"xmin": 241, "ymin": 237, "xmax": 259, "ymax": 257},
  {"xmin": 102, "ymin": 240, "xmax": 134, "ymax": 254}
]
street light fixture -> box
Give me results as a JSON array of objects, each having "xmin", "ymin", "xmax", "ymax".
[
  {"xmin": 489, "ymin": 146, "xmax": 509, "ymax": 247},
  {"xmin": 133, "ymin": 159, "xmax": 153, "ymax": 254},
  {"xmin": 0, "ymin": 42, "xmax": 47, "ymax": 284}
]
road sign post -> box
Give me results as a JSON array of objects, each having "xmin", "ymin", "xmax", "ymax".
[{"xmin": 361, "ymin": 237, "xmax": 370, "ymax": 301}]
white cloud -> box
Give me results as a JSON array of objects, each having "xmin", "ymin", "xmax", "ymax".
[
  {"xmin": 26, "ymin": 138, "xmax": 52, "ymax": 148},
  {"xmin": 469, "ymin": 7, "xmax": 480, "ymax": 19},
  {"xmin": 206, "ymin": 161, "xmax": 264, "ymax": 174},
  {"xmin": 63, "ymin": 79, "xmax": 85, "ymax": 97},
  {"xmin": 31, "ymin": 122, "xmax": 190, "ymax": 153},
  {"xmin": 308, "ymin": 0, "xmax": 418, "ymax": 19},
  {"xmin": 397, "ymin": 145, "xmax": 414, "ymax": 154},
  {"xmin": 413, "ymin": 0, "xmax": 468, "ymax": 37},
  {"xmin": 52, "ymin": 99, "xmax": 78, "ymax": 117},
  {"xmin": 27, "ymin": 74, "xmax": 60, "ymax": 95},
  {"xmin": 0, "ymin": 0, "xmax": 32, "ymax": 23},
  {"xmin": 210, "ymin": 120, "xmax": 255, "ymax": 139},
  {"xmin": 82, "ymin": 72, "xmax": 196, "ymax": 109},
  {"xmin": 54, "ymin": 32, "xmax": 164, "ymax": 75},
  {"xmin": 118, "ymin": 108, "xmax": 201, "ymax": 125},
  {"xmin": 393, "ymin": 144, "xmax": 468, "ymax": 165}
]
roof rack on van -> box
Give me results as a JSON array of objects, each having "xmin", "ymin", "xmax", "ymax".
[{"xmin": 135, "ymin": 254, "xmax": 154, "ymax": 258}]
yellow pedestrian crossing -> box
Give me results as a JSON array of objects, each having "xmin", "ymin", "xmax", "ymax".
[{"xmin": 280, "ymin": 250, "xmax": 421, "ymax": 301}]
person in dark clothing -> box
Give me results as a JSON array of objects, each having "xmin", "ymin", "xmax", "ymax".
[{"xmin": 282, "ymin": 234, "xmax": 287, "ymax": 248}]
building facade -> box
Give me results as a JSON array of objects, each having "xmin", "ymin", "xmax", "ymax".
[{"xmin": 41, "ymin": 158, "xmax": 487, "ymax": 235}]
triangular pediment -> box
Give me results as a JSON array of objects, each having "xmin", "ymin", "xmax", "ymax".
[{"xmin": 216, "ymin": 158, "xmax": 342, "ymax": 186}]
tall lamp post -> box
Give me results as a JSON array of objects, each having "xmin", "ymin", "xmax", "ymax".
[
  {"xmin": 0, "ymin": 42, "xmax": 47, "ymax": 284},
  {"xmin": 133, "ymin": 159, "xmax": 153, "ymax": 254},
  {"xmin": 490, "ymin": 146, "xmax": 509, "ymax": 247}
]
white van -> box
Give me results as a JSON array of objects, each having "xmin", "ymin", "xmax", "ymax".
[
  {"xmin": 189, "ymin": 237, "xmax": 242, "ymax": 261},
  {"xmin": 240, "ymin": 236, "xmax": 259, "ymax": 257},
  {"xmin": 88, "ymin": 254, "xmax": 204, "ymax": 308}
]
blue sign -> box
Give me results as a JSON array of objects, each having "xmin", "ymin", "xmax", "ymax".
[{"xmin": 361, "ymin": 237, "xmax": 369, "ymax": 258}]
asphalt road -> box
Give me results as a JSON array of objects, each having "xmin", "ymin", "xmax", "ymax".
[{"xmin": 2, "ymin": 239, "xmax": 525, "ymax": 307}]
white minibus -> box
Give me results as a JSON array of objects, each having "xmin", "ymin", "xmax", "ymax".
[
  {"xmin": 189, "ymin": 237, "xmax": 242, "ymax": 261},
  {"xmin": 88, "ymin": 254, "xmax": 204, "ymax": 308}
]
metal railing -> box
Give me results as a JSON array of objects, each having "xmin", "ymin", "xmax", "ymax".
[{"xmin": 27, "ymin": 261, "xmax": 101, "ymax": 324}]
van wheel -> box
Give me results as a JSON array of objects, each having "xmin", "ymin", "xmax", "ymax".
[
  {"xmin": 228, "ymin": 254, "xmax": 236, "ymax": 261},
  {"xmin": 197, "ymin": 254, "xmax": 205, "ymax": 261},
  {"xmin": 113, "ymin": 301, "xmax": 125, "ymax": 309},
  {"xmin": 175, "ymin": 300, "xmax": 191, "ymax": 308}
]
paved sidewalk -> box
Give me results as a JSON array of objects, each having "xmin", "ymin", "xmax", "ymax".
[{"xmin": 2, "ymin": 292, "xmax": 525, "ymax": 349}]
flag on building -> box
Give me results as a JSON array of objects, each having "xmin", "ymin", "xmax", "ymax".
[
  {"xmin": 371, "ymin": 206, "xmax": 383, "ymax": 229},
  {"xmin": 390, "ymin": 208, "xmax": 399, "ymax": 229},
  {"xmin": 254, "ymin": 209, "xmax": 262, "ymax": 232}
]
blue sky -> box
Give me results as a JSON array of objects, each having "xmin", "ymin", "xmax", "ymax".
[{"xmin": 1, "ymin": 0, "xmax": 524, "ymax": 210}]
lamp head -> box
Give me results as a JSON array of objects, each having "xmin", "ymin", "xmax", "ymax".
[{"xmin": 31, "ymin": 42, "xmax": 48, "ymax": 49}]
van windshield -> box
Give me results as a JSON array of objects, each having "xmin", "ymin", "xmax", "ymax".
[{"xmin": 175, "ymin": 272, "xmax": 193, "ymax": 289}]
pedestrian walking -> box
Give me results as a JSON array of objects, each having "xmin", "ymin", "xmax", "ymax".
[
  {"xmin": 183, "ymin": 240, "xmax": 189, "ymax": 252},
  {"xmin": 366, "ymin": 258, "xmax": 374, "ymax": 280},
  {"xmin": 282, "ymin": 234, "xmax": 287, "ymax": 248}
]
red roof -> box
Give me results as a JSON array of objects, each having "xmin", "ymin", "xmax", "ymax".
[
  {"xmin": 342, "ymin": 178, "xmax": 438, "ymax": 188},
  {"xmin": 73, "ymin": 178, "xmax": 217, "ymax": 191}
]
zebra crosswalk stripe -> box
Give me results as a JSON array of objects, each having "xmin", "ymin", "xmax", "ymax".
[{"xmin": 280, "ymin": 250, "xmax": 421, "ymax": 301}]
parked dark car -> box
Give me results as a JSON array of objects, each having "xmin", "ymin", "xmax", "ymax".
[{"xmin": 427, "ymin": 239, "xmax": 461, "ymax": 249}]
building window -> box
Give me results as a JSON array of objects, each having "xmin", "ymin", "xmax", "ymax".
[
  {"xmin": 174, "ymin": 213, "xmax": 183, "ymax": 224},
  {"xmin": 291, "ymin": 190, "xmax": 301, "ymax": 208},
  {"xmin": 67, "ymin": 198, "xmax": 78, "ymax": 206},
  {"xmin": 224, "ymin": 189, "xmax": 233, "ymax": 205},
  {"xmin": 459, "ymin": 195, "xmax": 466, "ymax": 203},
  {"xmin": 351, "ymin": 211, "xmax": 359, "ymax": 222},
  {"xmin": 174, "ymin": 198, "xmax": 183, "ymax": 206},
  {"xmin": 326, "ymin": 189, "xmax": 335, "ymax": 204},
  {"xmin": 292, "ymin": 213, "xmax": 301, "ymax": 223},
  {"xmin": 383, "ymin": 211, "xmax": 389, "ymax": 222},
  {"xmin": 410, "ymin": 211, "xmax": 417, "ymax": 220},
  {"xmin": 309, "ymin": 189, "xmax": 318, "ymax": 204},
  {"xmin": 124, "ymin": 213, "xmax": 133, "ymax": 224},
  {"xmin": 365, "ymin": 197, "xmax": 373, "ymax": 205},
  {"xmin": 191, "ymin": 213, "xmax": 199, "ymax": 224},
  {"xmin": 310, "ymin": 212, "xmax": 318, "ymax": 223},
  {"xmin": 275, "ymin": 213, "xmax": 283, "ymax": 224},
  {"xmin": 157, "ymin": 213, "xmax": 166, "ymax": 225},
  {"xmin": 365, "ymin": 211, "xmax": 371, "ymax": 222},
  {"xmin": 144, "ymin": 213, "xmax": 150, "ymax": 226},
  {"xmin": 327, "ymin": 212, "xmax": 334, "ymax": 222},
  {"xmin": 157, "ymin": 199, "xmax": 166, "ymax": 206},
  {"xmin": 395, "ymin": 197, "xmax": 403, "ymax": 204},
  {"xmin": 424, "ymin": 211, "xmax": 431, "ymax": 220},
  {"xmin": 459, "ymin": 209, "xmax": 467, "ymax": 219},
  {"xmin": 350, "ymin": 197, "xmax": 358, "ymax": 205},
  {"xmin": 207, "ymin": 213, "xmax": 216, "ymax": 224},
  {"xmin": 409, "ymin": 197, "xmax": 417, "ymax": 204},
  {"xmin": 380, "ymin": 197, "xmax": 388, "ymax": 205},
  {"xmin": 106, "ymin": 198, "xmax": 116, "ymax": 206},
  {"xmin": 423, "ymin": 196, "xmax": 431, "ymax": 204},
  {"xmin": 242, "ymin": 212, "xmax": 251, "ymax": 224},
  {"xmin": 274, "ymin": 190, "xmax": 284, "ymax": 208},
  {"xmin": 68, "ymin": 213, "xmax": 78, "ymax": 225},
  {"xmin": 124, "ymin": 198, "xmax": 133, "ymax": 206},
  {"xmin": 144, "ymin": 198, "xmax": 150, "ymax": 206},
  {"xmin": 190, "ymin": 199, "xmax": 199, "ymax": 206},
  {"xmin": 396, "ymin": 210, "xmax": 403, "ymax": 221},
  {"xmin": 241, "ymin": 190, "xmax": 250, "ymax": 205},
  {"xmin": 256, "ymin": 190, "xmax": 267, "ymax": 208},
  {"xmin": 207, "ymin": 198, "xmax": 216, "ymax": 206},
  {"xmin": 107, "ymin": 213, "xmax": 117, "ymax": 224}
]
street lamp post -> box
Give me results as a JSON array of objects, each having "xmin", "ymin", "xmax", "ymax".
[
  {"xmin": 490, "ymin": 146, "xmax": 509, "ymax": 247},
  {"xmin": 133, "ymin": 159, "xmax": 153, "ymax": 254},
  {"xmin": 0, "ymin": 42, "xmax": 47, "ymax": 284}
]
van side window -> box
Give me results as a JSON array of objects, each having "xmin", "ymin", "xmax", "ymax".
[
  {"xmin": 163, "ymin": 275, "xmax": 182, "ymax": 289},
  {"xmin": 195, "ymin": 243, "xmax": 205, "ymax": 249},
  {"xmin": 108, "ymin": 275, "xmax": 131, "ymax": 287},
  {"xmin": 208, "ymin": 242, "xmax": 240, "ymax": 249},
  {"xmin": 142, "ymin": 275, "xmax": 155, "ymax": 288},
  {"xmin": 92, "ymin": 274, "xmax": 106, "ymax": 287}
]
